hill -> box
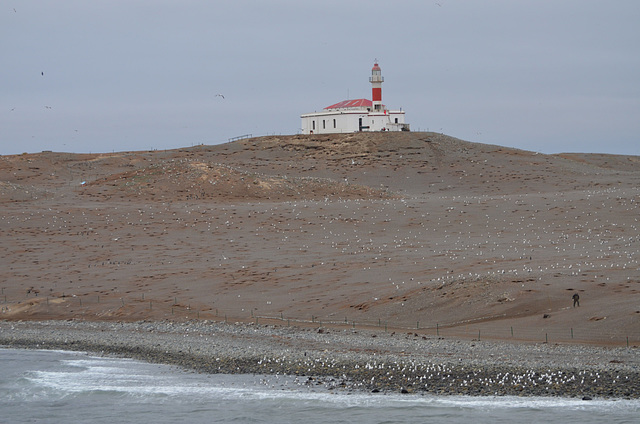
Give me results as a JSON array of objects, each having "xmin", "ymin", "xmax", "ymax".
[{"xmin": 1, "ymin": 132, "xmax": 639, "ymax": 345}]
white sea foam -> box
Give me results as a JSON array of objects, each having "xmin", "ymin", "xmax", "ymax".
[{"xmin": 27, "ymin": 356, "xmax": 640, "ymax": 410}]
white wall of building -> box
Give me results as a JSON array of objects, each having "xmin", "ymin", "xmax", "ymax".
[{"xmin": 301, "ymin": 110, "xmax": 406, "ymax": 134}]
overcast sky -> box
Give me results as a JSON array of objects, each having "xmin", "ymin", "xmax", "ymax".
[{"xmin": 2, "ymin": 0, "xmax": 639, "ymax": 156}]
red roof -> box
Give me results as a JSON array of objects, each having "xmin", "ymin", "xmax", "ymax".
[{"xmin": 324, "ymin": 99, "xmax": 373, "ymax": 110}]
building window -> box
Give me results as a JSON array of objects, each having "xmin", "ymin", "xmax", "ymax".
[
  {"xmin": 322, "ymin": 120, "xmax": 325, "ymax": 129},
  {"xmin": 312, "ymin": 121, "xmax": 315, "ymax": 130},
  {"xmin": 395, "ymin": 118, "xmax": 398, "ymax": 123},
  {"xmin": 333, "ymin": 119, "xmax": 336, "ymax": 128}
]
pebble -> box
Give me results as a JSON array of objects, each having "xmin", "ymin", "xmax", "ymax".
[{"xmin": 1, "ymin": 319, "xmax": 638, "ymax": 399}]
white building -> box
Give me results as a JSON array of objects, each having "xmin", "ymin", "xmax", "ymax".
[{"xmin": 301, "ymin": 62, "xmax": 409, "ymax": 134}]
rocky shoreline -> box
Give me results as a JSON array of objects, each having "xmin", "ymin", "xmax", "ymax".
[{"xmin": 1, "ymin": 319, "xmax": 639, "ymax": 399}]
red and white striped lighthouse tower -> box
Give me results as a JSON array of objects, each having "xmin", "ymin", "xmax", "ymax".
[{"xmin": 369, "ymin": 61, "xmax": 384, "ymax": 111}]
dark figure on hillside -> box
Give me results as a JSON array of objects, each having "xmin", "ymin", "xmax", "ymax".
[{"xmin": 572, "ymin": 293, "xmax": 580, "ymax": 308}]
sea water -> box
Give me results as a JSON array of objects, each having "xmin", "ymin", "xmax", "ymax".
[{"xmin": 1, "ymin": 348, "xmax": 638, "ymax": 424}]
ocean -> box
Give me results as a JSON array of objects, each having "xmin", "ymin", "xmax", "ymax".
[{"xmin": 1, "ymin": 348, "xmax": 638, "ymax": 424}]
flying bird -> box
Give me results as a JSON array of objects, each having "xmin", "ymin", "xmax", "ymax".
[{"xmin": 215, "ymin": 94, "xmax": 225, "ymax": 99}]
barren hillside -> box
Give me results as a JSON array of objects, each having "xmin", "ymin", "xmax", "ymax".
[{"xmin": 2, "ymin": 132, "xmax": 639, "ymax": 345}]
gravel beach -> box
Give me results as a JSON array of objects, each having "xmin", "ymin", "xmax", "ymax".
[{"xmin": 1, "ymin": 319, "xmax": 638, "ymax": 399}]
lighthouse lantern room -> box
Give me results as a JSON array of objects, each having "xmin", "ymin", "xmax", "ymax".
[{"xmin": 301, "ymin": 62, "xmax": 409, "ymax": 134}]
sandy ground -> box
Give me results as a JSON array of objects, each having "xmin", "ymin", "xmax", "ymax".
[{"xmin": 1, "ymin": 132, "xmax": 639, "ymax": 346}]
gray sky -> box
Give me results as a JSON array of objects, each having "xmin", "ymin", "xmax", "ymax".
[{"xmin": 2, "ymin": 0, "xmax": 639, "ymax": 155}]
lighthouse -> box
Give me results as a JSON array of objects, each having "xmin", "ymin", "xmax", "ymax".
[
  {"xmin": 370, "ymin": 62, "xmax": 384, "ymax": 112},
  {"xmin": 300, "ymin": 62, "xmax": 409, "ymax": 134}
]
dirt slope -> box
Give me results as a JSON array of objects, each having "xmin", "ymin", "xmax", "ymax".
[{"xmin": 2, "ymin": 132, "xmax": 639, "ymax": 345}]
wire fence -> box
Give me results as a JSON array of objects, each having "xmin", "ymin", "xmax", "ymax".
[{"xmin": 2, "ymin": 292, "xmax": 637, "ymax": 348}]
